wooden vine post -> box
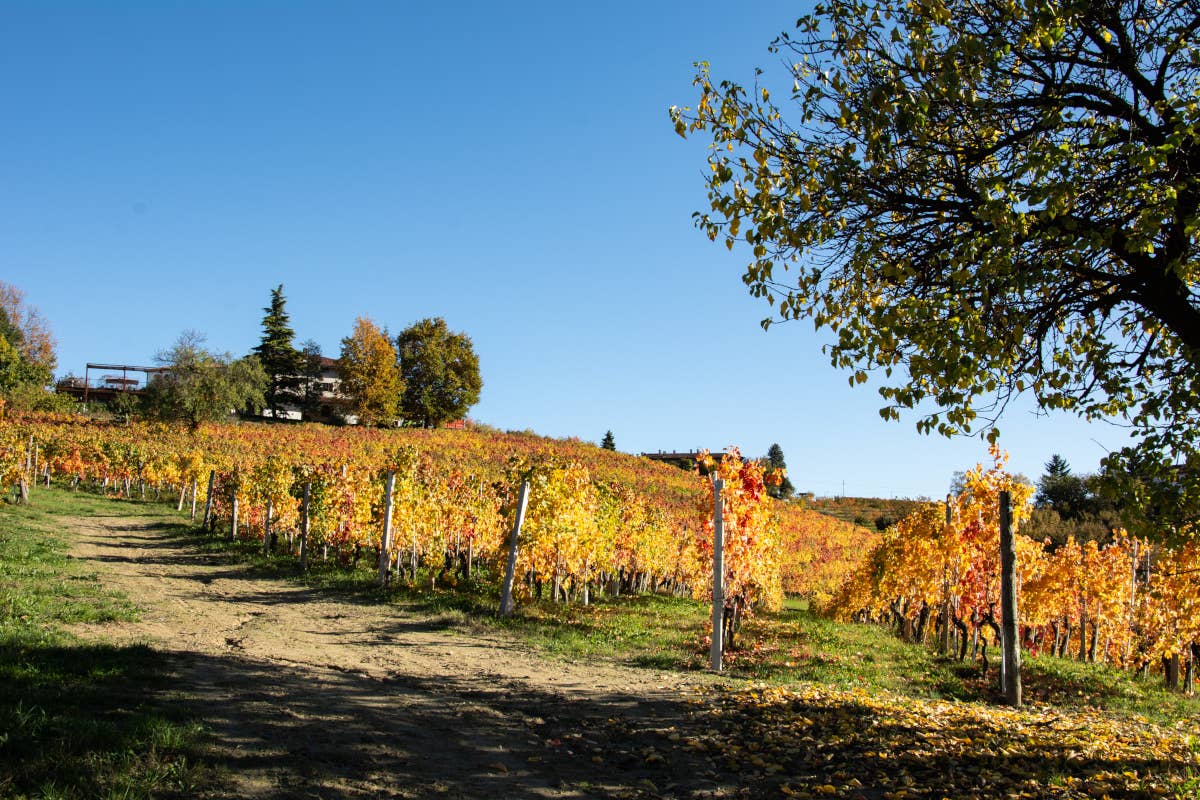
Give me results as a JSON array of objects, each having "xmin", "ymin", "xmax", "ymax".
[
  {"xmin": 999, "ymin": 490, "xmax": 1022, "ymax": 706},
  {"xmin": 710, "ymin": 477, "xmax": 725, "ymax": 673},
  {"xmin": 499, "ymin": 480, "xmax": 530, "ymax": 617},
  {"xmin": 190, "ymin": 477, "xmax": 199, "ymax": 521},
  {"xmin": 940, "ymin": 495, "xmax": 953, "ymax": 656},
  {"xmin": 378, "ymin": 470, "xmax": 396, "ymax": 586}
]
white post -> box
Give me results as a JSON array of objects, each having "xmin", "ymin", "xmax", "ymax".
[
  {"xmin": 499, "ymin": 480, "xmax": 530, "ymax": 617},
  {"xmin": 263, "ymin": 498, "xmax": 274, "ymax": 556},
  {"xmin": 711, "ymin": 477, "xmax": 725, "ymax": 673},
  {"xmin": 201, "ymin": 471, "xmax": 215, "ymax": 529},
  {"xmin": 378, "ymin": 471, "xmax": 396, "ymax": 586},
  {"xmin": 299, "ymin": 482, "xmax": 312, "ymax": 572},
  {"xmin": 230, "ymin": 481, "xmax": 239, "ymax": 541}
]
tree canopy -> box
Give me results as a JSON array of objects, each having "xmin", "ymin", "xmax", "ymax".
[
  {"xmin": 601, "ymin": 430, "xmax": 616, "ymax": 450},
  {"xmin": 252, "ymin": 284, "xmax": 303, "ymax": 418},
  {"xmin": 672, "ymin": 0, "xmax": 1200, "ymax": 537},
  {"xmin": 0, "ymin": 281, "xmax": 56, "ymax": 375},
  {"xmin": 396, "ymin": 317, "xmax": 481, "ymax": 428},
  {"xmin": 0, "ymin": 282, "xmax": 58, "ymax": 409},
  {"xmin": 338, "ymin": 317, "xmax": 402, "ymax": 426},
  {"xmin": 144, "ymin": 331, "xmax": 267, "ymax": 430}
]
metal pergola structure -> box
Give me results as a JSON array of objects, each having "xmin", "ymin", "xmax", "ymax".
[{"xmin": 81, "ymin": 363, "xmax": 171, "ymax": 402}]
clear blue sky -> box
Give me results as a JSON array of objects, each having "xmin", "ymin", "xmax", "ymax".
[{"xmin": 2, "ymin": 1, "xmax": 1123, "ymax": 498}]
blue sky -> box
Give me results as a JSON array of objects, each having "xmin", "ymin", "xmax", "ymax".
[{"xmin": 2, "ymin": 1, "xmax": 1124, "ymax": 497}]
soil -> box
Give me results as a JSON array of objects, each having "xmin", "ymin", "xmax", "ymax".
[{"xmin": 65, "ymin": 514, "xmax": 734, "ymax": 800}]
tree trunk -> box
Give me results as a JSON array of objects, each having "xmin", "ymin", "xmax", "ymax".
[
  {"xmin": 953, "ymin": 614, "xmax": 969, "ymax": 661},
  {"xmin": 915, "ymin": 602, "xmax": 931, "ymax": 644}
]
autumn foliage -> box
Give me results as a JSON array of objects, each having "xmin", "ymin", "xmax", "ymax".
[{"xmin": 832, "ymin": 447, "xmax": 1200, "ymax": 685}]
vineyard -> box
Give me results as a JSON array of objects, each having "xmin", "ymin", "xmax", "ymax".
[
  {"xmin": 0, "ymin": 413, "xmax": 869, "ymax": 641},
  {"xmin": 835, "ymin": 448, "xmax": 1200, "ymax": 691},
  {"xmin": 3, "ymin": 414, "xmax": 1197, "ymax": 689}
]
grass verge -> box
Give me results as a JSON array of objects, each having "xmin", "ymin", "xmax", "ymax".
[{"xmin": 0, "ymin": 489, "xmax": 210, "ymax": 799}]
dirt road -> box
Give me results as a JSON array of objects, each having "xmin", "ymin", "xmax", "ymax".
[{"xmin": 66, "ymin": 514, "xmax": 729, "ymax": 800}]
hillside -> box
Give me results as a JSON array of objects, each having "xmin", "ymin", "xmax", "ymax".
[{"xmin": 805, "ymin": 494, "xmax": 926, "ymax": 531}]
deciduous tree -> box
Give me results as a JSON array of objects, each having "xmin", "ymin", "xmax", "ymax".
[
  {"xmin": 0, "ymin": 284, "xmax": 58, "ymax": 409},
  {"xmin": 338, "ymin": 317, "xmax": 402, "ymax": 426},
  {"xmin": 144, "ymin": 331, "xmax": 267, "ymax": 430},
  {"xmin": 396, "ymin": 317, "xmax": 481, "ymax": 428},
  {"xmin": 0, "ymin": 281, "xmax": 56, "ymax": 374},
  {"xmin": 672, "ymin": 0, "xmax": 1200, "ymax": 540}
]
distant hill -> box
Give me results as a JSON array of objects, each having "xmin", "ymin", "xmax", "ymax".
[{"xmin": 804, "ymin": 496, "xmax": 926, "ymax": 531}]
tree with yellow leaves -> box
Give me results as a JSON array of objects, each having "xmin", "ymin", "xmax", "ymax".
[{"xmin": 337, "ymin": 317, "xmax": 403, "ymax": 426}]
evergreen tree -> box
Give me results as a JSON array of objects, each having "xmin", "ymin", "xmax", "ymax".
[
  {"xmin": 1035, "ymin": 454, "xmax": 1089, "ymax": 520},
  {"xmin": 601, "ymin": 430, "xmax": 616, "ymax": 450},
  {"xmin": 1044, "ymin": 454, "xmax": 1072, "ymax": 479},
  {"xmin": 252, "ymin": 285, "xmax": 303, "ymax": 419},
  {"xmin": 765, "ymin": 443, "xmax": 796, "ymax": 499}
]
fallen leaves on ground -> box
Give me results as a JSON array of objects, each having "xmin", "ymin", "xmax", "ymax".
[{"xmin": 588, "ymin": 683, "xmax": 1199, "ymax": 799}]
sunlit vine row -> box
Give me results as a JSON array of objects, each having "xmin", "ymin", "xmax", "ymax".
[
  {"xmin": 832, "ymin": 446, "xmax": 1200, "ymax": 681},
  {"xmin": 7, "ymin": 415, "xmax": 799, "ymax": 619}
]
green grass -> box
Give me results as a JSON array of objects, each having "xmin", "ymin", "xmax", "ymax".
[{"xmin": 0, "ymin": 489, "xmax": 211, "ymax": 799}]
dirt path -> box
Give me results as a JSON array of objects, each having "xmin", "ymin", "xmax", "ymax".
[{"xmin": 66, "ymin": 514, "xmax": 727, "ymax": 799}]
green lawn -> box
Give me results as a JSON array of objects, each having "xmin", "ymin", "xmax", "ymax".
[{"xmin": 0, "ymin": 489, "xmax": 210, "ymax": 799}]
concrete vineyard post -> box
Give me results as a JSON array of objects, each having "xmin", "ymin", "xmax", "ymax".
[
  {"xmin": 711, "ymin": 477, "xmax": 725, "ymax": 673},
  {"xmin": 499, "ymin": 480, "xmax": 530, "ymax": 617},
  {"xmin": 230, "ymin": 479, "xmax": 239, "ymax": 541},
  {"xmin": 378, "ymin": 470, "xmax": 396, "ymax": 587},
  {"xmin": 190, "ymin": 478, "xmax": 199, "ymax": 521},
  {"xmin": 201, "ymin": 470, "xmax": 216, "ymax": 530},
  {"xmin": 299, "ymin": 481, "xmax": 311, "ymax": 572},
  {"xmin": 263, "ymin": 498, "xmax": 274, "ymax": 556}
]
